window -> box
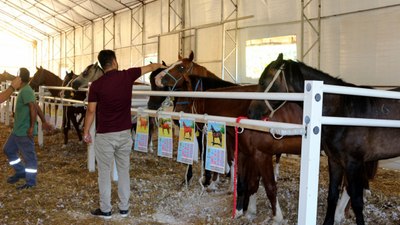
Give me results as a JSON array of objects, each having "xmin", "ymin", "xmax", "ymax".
[{"xmin": 245, "ymin": 35, "xmax": 297, "ymax": 79}]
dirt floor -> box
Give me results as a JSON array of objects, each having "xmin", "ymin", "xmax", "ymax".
[{"xmin": 0, "ymin": 122, "xmax": 399, "ymax": 225}]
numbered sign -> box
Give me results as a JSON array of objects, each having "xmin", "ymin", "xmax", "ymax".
[{"xmin": 205, "ymin": 121, "xmax": 227, "ymax": 174}]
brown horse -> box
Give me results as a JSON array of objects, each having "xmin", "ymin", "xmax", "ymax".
[
  {"xmin": 0, "ymin": 71, "xmax": 16, "ymax": 83},
  {"xmin": 156, "ymin": 52, "xmax": 303, "ymax": 224},
  {"xmin": 29, "ymin": 66, "xmax": 63, "ymax": 97},
  {"xmin": 247, "ymin": 53, "xmax": 389, "ymax": 225}
]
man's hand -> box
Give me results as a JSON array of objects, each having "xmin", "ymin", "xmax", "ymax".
[
  {"xmin": 83, "ymin": 133, "xmax": 92, "ymax": 143},
  {"xmin": 42, "ymin": 121, "xmax": 54, "ymax": 132},
  {"xmin": 11, "ymin": 77, "xmax": 22, "ymax": 90},
  {"xmin": 27, "ymin": 127, "xmax": 34, "ymax": 139}
]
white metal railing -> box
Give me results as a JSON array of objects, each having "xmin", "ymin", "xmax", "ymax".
[{"xmin": 6, "ymin": 81, "xmax": 398, "ymax": 225}]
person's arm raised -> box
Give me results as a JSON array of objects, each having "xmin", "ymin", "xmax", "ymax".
[{"xmin": 140, "ymin": 63, "xmax": 166, "ymax": 75}]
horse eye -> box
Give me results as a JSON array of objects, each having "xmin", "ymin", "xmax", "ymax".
[{"xmin": 177, "ymin": 65, "xmax": 185, "ymax": 72}]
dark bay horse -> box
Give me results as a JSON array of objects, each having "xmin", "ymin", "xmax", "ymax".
[
  {"xmin": 60, "ymin": 71, "xmax": 86, "ymax": 147},
  {"xmin": 247, "ymin": 53, "xmax": 393, "ymax": 225}
]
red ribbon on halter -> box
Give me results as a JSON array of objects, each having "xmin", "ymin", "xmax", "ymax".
[{"xmin": 232, "ymin": 116, "xmax": 247, "ymax": 219}]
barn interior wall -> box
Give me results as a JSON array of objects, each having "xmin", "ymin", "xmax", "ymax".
[{"xmin": 35, "ymin": 0, "xmax": 400, "ymax": 86}]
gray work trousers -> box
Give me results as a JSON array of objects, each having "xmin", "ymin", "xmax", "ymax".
[{"xmin": 94, "ymin": 129, "xmax": 132, "ymax": 212}]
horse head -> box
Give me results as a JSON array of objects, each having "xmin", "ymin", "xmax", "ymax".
[
  {"xmin": 29, "ymin": 66, "xmax": 63, "ymax": 97},
  {"xmin": 71, "ymin": 62, "xmax": 104, "ymax": 90},
  {"xmin": 0, "ymin": 71, "xmax": 16, "ymax": 83},
  {"xmin": 155, "ymin": 51, "xmax": 218, "ymax": 91},
  {"xmin": 247, "ymin": 53, "xmax": 293, "ymax": 120},
  {"xmin": 148, "ymin": 61, "xmax": 171, "ymax": 110}
]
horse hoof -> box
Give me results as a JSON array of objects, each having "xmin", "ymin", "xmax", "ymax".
[
  {"xmin": 207, "ymin": 182, "xmax": 218, "ymax": 191},
  {"xmin": 234, "ymin": 210, "xmax": 243, "ymax": 219}
]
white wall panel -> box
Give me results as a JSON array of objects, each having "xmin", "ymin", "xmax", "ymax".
[
  {"xmin": 159, "ymin": 34, "xmax": 180, "ymax": 64},
  {"xmin": 238, "ymin": 0, "xmax": 300, "ymax": 27},
  {"xmin": 115, "ymin": 11, "xmax": 131, "ymax": 49},
  {"xmin": 196, "ymin": 26, "xmax": 222, "ymax": 64},
  {"xmin": 321, "ymin": 6, "xmax": 400, "ymax": 86},
  {"xmin": 188, "ymin": 0, "xmax": 221, "ymax": 26},
  {"xmin": 93, "ymin": 20, "xmax": 104, "ymax": 53},
  {"xmin": 144, "ymin": 1, "xmax": 162, "ymax": 42}
]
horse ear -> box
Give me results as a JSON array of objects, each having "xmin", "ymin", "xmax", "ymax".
[
  {"xmin": 277, "ymin": 53, "xmax": 283, "ymax": 62},
  {"xmin": 36, "ymin": 66, "xmax": 39, "ymax": 70},
  {"xmin": 162, "ymin": 61, "xmax": 167, "ymax": 66},
  {"xmin": 189, "ymin": 51, "xmax": 194, "ymax": 62},
  {"xmin": 178, "ymin": 54, "xmax": 183, "ymax": 60}
]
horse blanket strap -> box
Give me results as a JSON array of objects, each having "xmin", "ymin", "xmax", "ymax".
[{"xmin": 232, "ymin": 116, "xmax": 247, "ymax": 219}]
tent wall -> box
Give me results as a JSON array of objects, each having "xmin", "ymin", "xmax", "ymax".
[{"xmin": 35, "ymin": 0, "xmax": 400, "ymax": 87}]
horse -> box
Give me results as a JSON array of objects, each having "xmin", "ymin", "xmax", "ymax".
[
  {"xmin": 71, "ymin": 62, "xmax": 104, "ymax": 90},
  {"xmin": 60, "ymin": 70, "xmax": 86, "ymax": 147},
  {"xmin": 155, "ymin": 51, "xmax": 303, "ymax": 224},
  {"xmin": 247, "ymin": 53, "xmax": 393, "ymax": 225},
  {"xmin": 29, "ymin": 66, "xmax": 63, "ymax": 97},
  {"xmin": 0, "ymin": 71, "xmax": 16, "ymax": 83}
]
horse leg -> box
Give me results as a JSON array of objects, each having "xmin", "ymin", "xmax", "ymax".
[
  {"xmin": 69, "ymin": 108, "xmax": 82, "ymax": 142},
  {"xmin": 244, "ymin": 167, "xmax": 260, "ymax": 220},
  {"xmin": 275, "ymin": 153, "xmax": 281, "ymax": 181},
  {"xmin": 335, "ymin": 186, "xmax": 350, "ymax": 224},
  {"xmin": 62, "ymin": 106, "xmax": 70, "ymax": 148},
  {"xmin": 198, "ymin": 133, "xmax": 212, "ymax": 186},
  {"xmin": 345, "ymin": 159, "xmax": 366, "ymax": 225},
  {"xmin": 258, "ymin": 153, "xmax": 283, "ymax": 225},
  {"xmin": 235, "ymin": 152, "xmax": 249, "ymax": 218},
  {"xmin": 323, "ymin": 158, "xmax": 344, "ymax": 225}
]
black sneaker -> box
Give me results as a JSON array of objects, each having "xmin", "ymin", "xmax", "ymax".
[
  {"xmin": 119, "ymin": 209, "xmax": 129, "ymax": 218},
  {"xmin": 7, "ymin": 173, "xmax": 25, "ymax": 184},
  {"xmin": 16, "ymin": 184, "xmax": 35, "ymax": 190},
  {"xmin": 91, "ymin": 208, "xmax": 112, "ymax": 219}
]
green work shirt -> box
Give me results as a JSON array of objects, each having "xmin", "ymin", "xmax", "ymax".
[{"xmin": 12, "ymin": 84, "xmax": 38, "ymax": 136}]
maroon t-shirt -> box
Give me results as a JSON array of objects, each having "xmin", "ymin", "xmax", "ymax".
[{"xmin": 88, "ymin": 67, "xmax": 141, "ymax": 133}]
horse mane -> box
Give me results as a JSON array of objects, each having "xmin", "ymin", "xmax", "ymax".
[
  {"xmin": 188, "ymin": 74, "xmax": 238, "ymax": 91},
  {"xmin": 288, "ymin": 60, "xmax": 381, "ymax": 116}
]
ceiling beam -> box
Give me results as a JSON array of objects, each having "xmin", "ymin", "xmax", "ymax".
[
  {"xmin": 0, "ymin": 8, "xmax": 49, "ymax": 36},
  {"xmin": 2, "ymin": 0, "xmax": 62, "ymax": 33},
  {"xmin": 21, "ymin": 0, "xmax": 79, "ymax": 27}
]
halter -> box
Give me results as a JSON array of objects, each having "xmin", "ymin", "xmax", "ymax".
[
  {"xmin": 162, "ymin": 61, "xmax": 194, "ymax": 91},
  {"xmin": 263, "ymin": 63, "xmax": 289, "ymax": 117}
]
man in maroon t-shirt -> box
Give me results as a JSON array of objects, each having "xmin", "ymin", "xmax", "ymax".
[{"xmin": 83, "ymin": 50, "xmax": 165, "ymax": 219}]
